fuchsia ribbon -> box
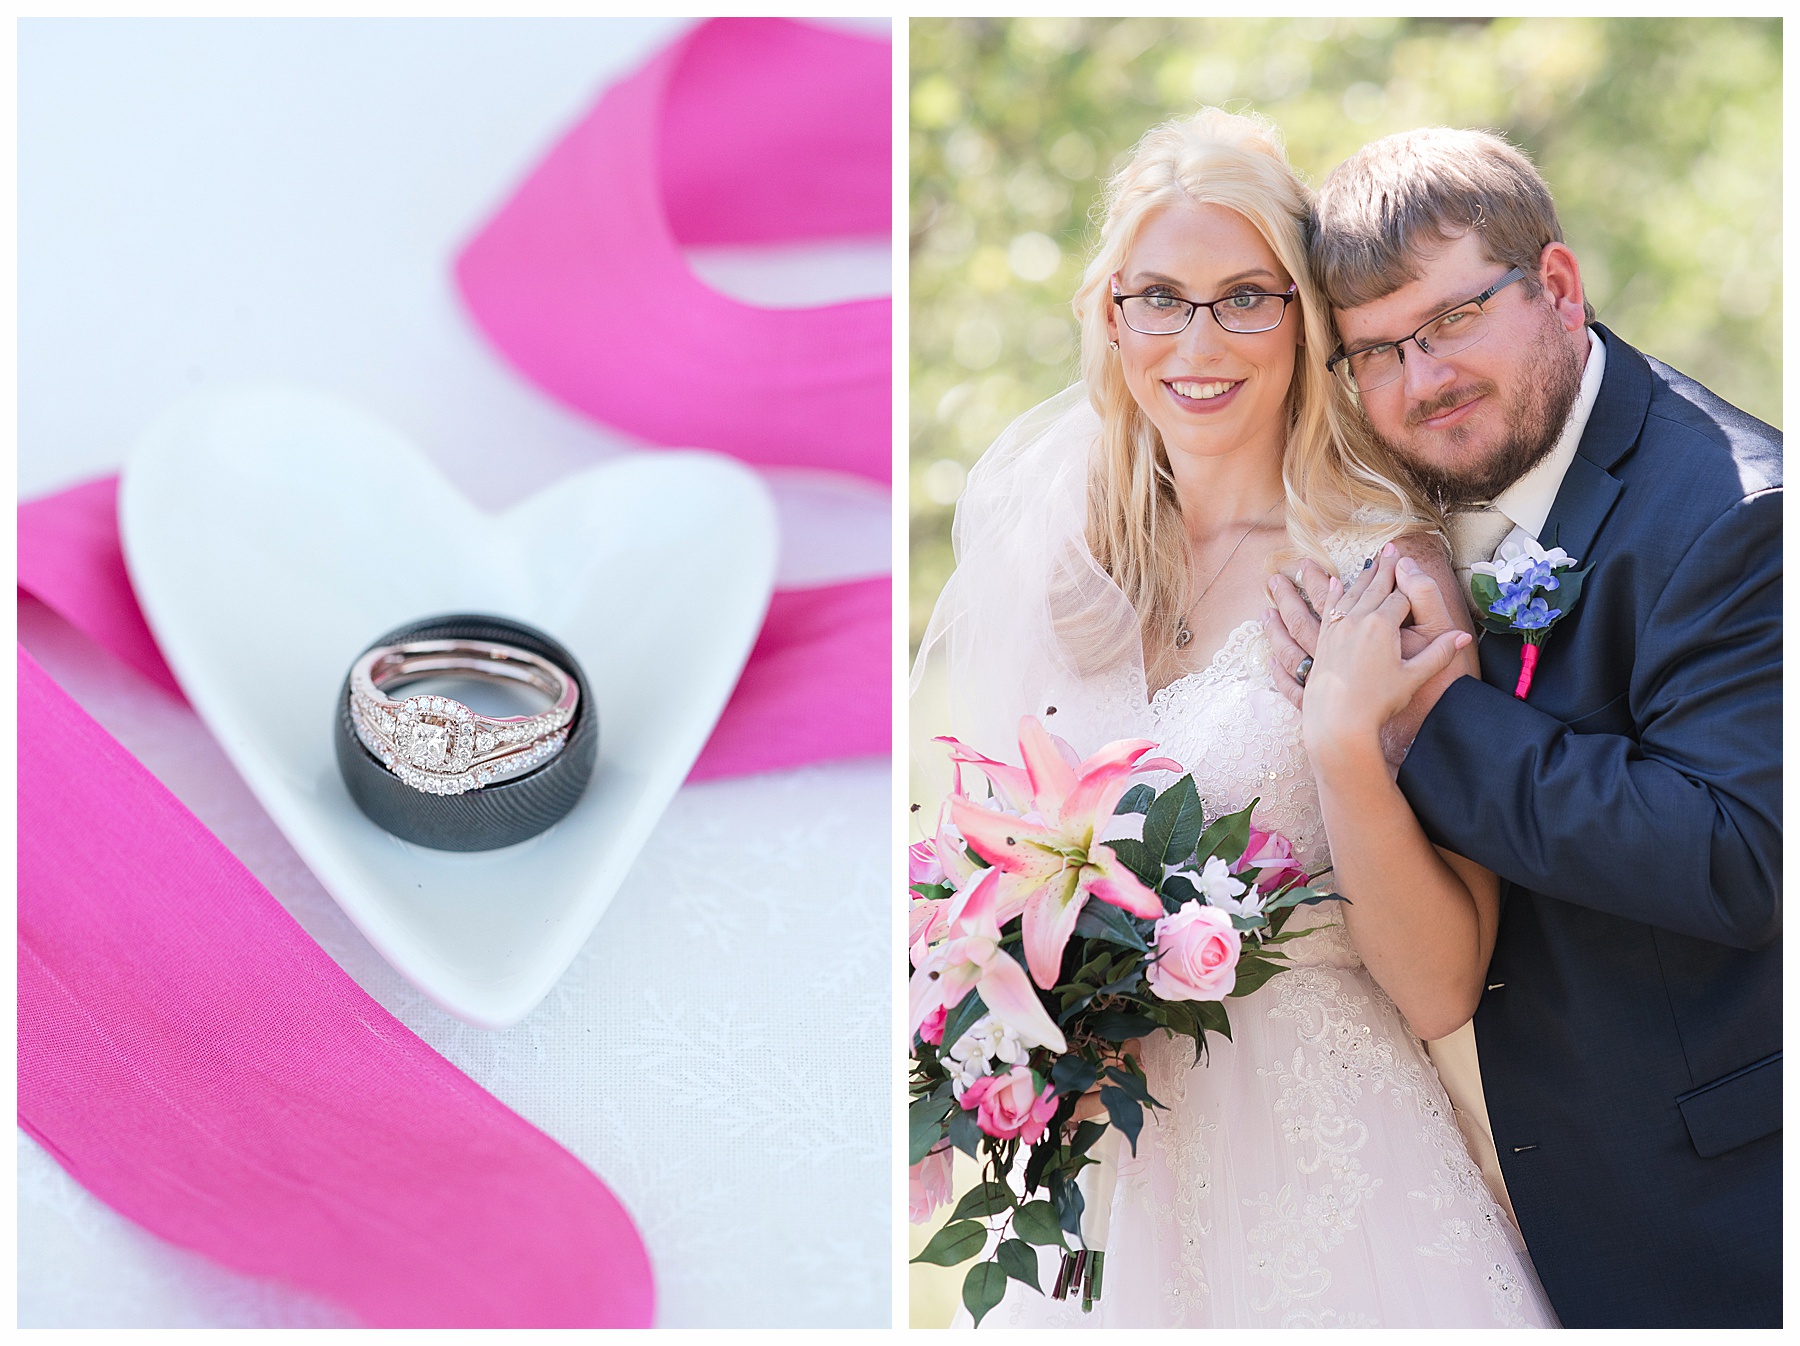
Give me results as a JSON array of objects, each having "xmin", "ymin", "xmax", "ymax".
[
  {"xmin": 457, "ymin": 17, "xmax": 890, "ymax": 482},
  {"xmin": 20, "ymin": 645, "xmax": 654, "ymax": 1327},
  {"xmin": 18, "ymin": 17, "xmax": 891, "ymax": 1327}
]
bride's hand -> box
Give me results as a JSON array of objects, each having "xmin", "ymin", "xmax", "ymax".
[
  {"xmin": 1300, "ymin": 545, "xmax": 1471, "ymax": 763},
  {"xmin": 1063, "ymin": 1041, "xmax": 1144, "ymax": 1134}
]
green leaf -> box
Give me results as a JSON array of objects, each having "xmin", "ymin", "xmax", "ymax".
[
  {"xmin": 1103, "ymin": 1064, "xmax": 1153, "ymax": 1104},
  {"xmin": 1550, "ymin": 563, "xmax": 1593, "ymax": 613},
  {"xmin": 1100, "ymin": 1084, "xmax": 1145, "ymax": 1154},
  {"xmin": 1072, "ymin": 899, "xmax": 1149, "ymax": 951},
  {"xmin": 912, "ymin": 1219, "xmax": 987, "ymax": 1266},
  {"xmin": 1159, "ymin": 871, "xmax": 1199, "ymax": 914},
  {"xmin": 1012, "ymin": 1199, "xmax": 1070, "ymax": 1249},
  {"xmin": 1068, "ymin": 1118, "xmax": 1108, "ymax": 1157},
  {"xmin": 1470, "ymin": 572, "xmax": 1502, "ymax": 613},
  {"xmin": 1144, "ymin": 774, "xmax": 1204, "ymax": 866},
  {"xmin": 947, "ymin": 1103, "xmax": 983, "ymax": 1159},
  {"xmin": 941, "ymin": 989, "xmax": 987, "ymax": 1052},
  {"xmin": 1096, "ymin": 964, "xmax": 1146, "ymax": 998},
  {"xmin": 950, "ymin": 1181, "xmax": 1017, "ymax": 1222},
  {"xmin": 963, "ymin": 1260, "xmax": 1009, "ymax": 1326},
  {"xmin": 1102, "ymin": 836, "xmax": 1162, "ymax": 890},
  {"xmin": 996, "ymin": 1239, "xmax": 1043, "ymax": 1294},
  {"xmin": 909, "ymin": 1096, "xmax": 952, "ymax": 1164},
  {"xmin": 1196, "ymin": 998, "xmax": 1232, "ymax": 1041},
  {"xmin": 1067, "ymin": 951, "xmax": 1114, "ymax": 990},
  {"xmin": 1229, "ymin": 953, "xmax": 1289, "ymax": 999},
  {"xmin": 1194, "ymin": 800, "xmax": 1256, "ymax": 868},
  {"xmin": 1050, "ymin": 1169, "xmax": 1086, "ymax": 1238},
  {"xmin": 1478, "ymin": 611, "xmax": 1517, "ymax": 635},
  {"xmin": 910, "ymin": 881, "xmax": 956, "ymax": 903},
  {"xmin": 1137, "ymin": 773, "xmax": 1179, "ymax": 864},
  {"xmin": 1088, "ymin": 1009, "xmax": 1157, "ymax": 1041},
  {"xmin": 1113, "ymin": 782, "xmax": 1155, "ymax": 815},
  {"xmin": 1261, "ymin": 883, "xmax": 1341, "ymax": 914},
  {"xmin": 1050, "ymin": 1054, "xmax": 1098, "ymax": 1097}
]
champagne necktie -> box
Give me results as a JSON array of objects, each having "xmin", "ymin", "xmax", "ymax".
[{"xmin": 1448, "ymin": 506, "xmax": 1516, "ymax": 609}]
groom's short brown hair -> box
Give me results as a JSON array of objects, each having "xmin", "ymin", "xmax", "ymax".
[{"xmin": 1313, "ymin": 126, "xmax": 1594, "ymax": 321}]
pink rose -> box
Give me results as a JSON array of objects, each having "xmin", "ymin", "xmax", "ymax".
[
  {"xmin": 1238, "ymin": 826, "xmax": 1302, "ymax": 894},
  {"xmin": 909, "ymin": 839, "xmax": 945, "ymax": 886},
  {"xmin": 1147, "ymin": 902, "xmax": 1241, "ymax": 1001},
  {"xmin": 909, "ymin": 1145, "xmax": 955, "ymax": 1223},
  {"xmin": 918, "ymin": 1004, "xmax": 948, "ymax": 1045},
  {"xmin": 959, "ymin": 1065, "xmax": 1058, "ymax": 1143}
]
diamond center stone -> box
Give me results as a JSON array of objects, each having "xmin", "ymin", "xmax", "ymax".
[{"xmin": 411, "ymin": 720, "xmax": 451, "ymax": 769}]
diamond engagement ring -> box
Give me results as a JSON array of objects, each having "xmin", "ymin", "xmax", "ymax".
[{"xmin": 349, "ymin": 639, "xmax": 579, "ymax": 795}]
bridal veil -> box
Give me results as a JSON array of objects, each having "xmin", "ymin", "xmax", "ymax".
[{"xmin": 911, "ymin": 384, "xmax": 1152, "ymax": 797}]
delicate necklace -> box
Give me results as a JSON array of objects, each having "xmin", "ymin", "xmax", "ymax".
[{"xmin": 1174, "ymin": 496, "xmax": 1283, "ymax": 650}]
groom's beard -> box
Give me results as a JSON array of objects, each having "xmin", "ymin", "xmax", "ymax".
[{"xmin": 1382, "ymin": 319, "xmax": 1585, "ymax": 509}]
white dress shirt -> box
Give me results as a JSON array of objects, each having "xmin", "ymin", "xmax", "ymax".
[{"xmin": 1426, "ymin": 325, "xmax": 1605, "ymax": 1232}]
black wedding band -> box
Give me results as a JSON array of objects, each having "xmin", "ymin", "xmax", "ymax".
[
  {"xmin": 334, "ymin": 613, "xmax": 597, "ymax": 851},
  {"xmin": 1295, "ymin": 655, "xmax": 1314, "ymax": 687}
]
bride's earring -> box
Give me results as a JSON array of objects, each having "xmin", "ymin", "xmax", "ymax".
[{"xmin": 1108, "ymin": 340, "xmax": 1119, "ymax": 351}]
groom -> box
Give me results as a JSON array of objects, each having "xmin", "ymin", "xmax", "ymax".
[{"xmin": 1268, "ymin": 128, "xmax": 1780, "ymax": 1328}]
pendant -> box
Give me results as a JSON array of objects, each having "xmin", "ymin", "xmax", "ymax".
[{"xmin": 1174, "ymin": 617, "xmax": 1192, "ymax": 650}]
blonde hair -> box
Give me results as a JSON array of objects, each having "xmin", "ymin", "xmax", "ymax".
[{"xmin": 1073, "ymin": 107, "xmax": 1431, "ymax": 662}]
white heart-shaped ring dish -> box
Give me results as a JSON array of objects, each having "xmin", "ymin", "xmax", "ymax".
[{"xmin": 120, "ymin": 385, "xmax": 777, "ymax": 1028}]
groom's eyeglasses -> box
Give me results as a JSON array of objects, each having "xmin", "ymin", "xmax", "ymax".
[
  {"xmin": 1327, "ymin": 267, "xmax": 1528, "ymax": 393},
  {"xmin": 1111, "ymin": 281, "xmax": 1297, "ymax": 336}
]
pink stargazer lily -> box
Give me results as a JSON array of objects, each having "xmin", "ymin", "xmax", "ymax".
[
  {"xmin": 949, "ymin": 717, "xmax": 1173, "ymax": 989},
  {"xmin": 908, "ymin": 867, "xmax": 1066, "ymax": 1053}
]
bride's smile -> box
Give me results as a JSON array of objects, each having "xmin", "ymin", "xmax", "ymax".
[{"xmin": 1107, "ymin": 199, "xmax": 1300, "ymax": 473}]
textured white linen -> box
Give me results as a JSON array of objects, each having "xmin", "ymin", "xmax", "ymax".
[
  {"xmin": 19, "ymin": 17, "xmax": 891, "ymax": 1327},
  {"xmin": 980, "ymin": 537, "xmax": 1557, "ymax": 1330}
]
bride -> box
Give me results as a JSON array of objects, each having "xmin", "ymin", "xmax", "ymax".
[{"xmin": 913, "ymin": 108, "xmax": 1558, "ymax": 1328}]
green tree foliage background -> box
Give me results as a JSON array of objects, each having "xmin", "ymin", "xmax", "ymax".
[{"xmin": 908, "ymin": 18, "xmax": 1781, "ymax": 651}]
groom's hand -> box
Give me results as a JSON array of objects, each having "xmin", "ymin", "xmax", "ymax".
[
  {"xmin": 1385, "ymin": 554, "xmax": 1476, "ymax": 757},
  {"xmin": 1266, "ymin": 542, "xmax": 1474, "ymax": 767}
]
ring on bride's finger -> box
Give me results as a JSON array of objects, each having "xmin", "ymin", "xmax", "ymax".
[
  {"xmin": 349, "ymin": 637, "xmax": 579, "ymax": 796},
  {"xmin": 1325, "ymin": 608, "xmax": 1348, "ymax": 625},
  {"xmin": 1295, "ymin": 655, "xmax": 1313, "ymax": 687}
]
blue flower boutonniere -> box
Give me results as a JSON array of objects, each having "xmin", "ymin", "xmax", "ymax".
[{"xmin": 1469, "ymin": 533, "xmax": 1591, "ymax": 699}]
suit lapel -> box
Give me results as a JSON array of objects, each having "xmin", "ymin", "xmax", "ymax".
[
  {"xmin": 1540, "ymin": 324, "xmax": 1645, "ymax": 565},
  {"xmin": 1541, "ymin": 453, "xmax": 1621, "ymax": 569}
]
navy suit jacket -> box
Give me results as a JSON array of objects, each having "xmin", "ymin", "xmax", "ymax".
[{"xmin": 1398, "ymin": 326, "xmax": 1781, "ymax": 1328}]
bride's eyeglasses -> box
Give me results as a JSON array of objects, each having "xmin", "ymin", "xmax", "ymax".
[
  {"xmin": 1327, "ymin": 266, "xmax": 1527, "ymax": 393},
  {"xmin": 1111, "ymin": 279, "xmax": 1298, "ymax": 336}
]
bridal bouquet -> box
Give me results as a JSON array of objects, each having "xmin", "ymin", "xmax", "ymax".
[{"xmin": 908, "ymin": 717, "xmax": 1339, "ymax": 1324}]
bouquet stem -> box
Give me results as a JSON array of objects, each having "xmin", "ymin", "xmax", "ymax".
[{"xmin": 1052, "ymin": 1125, "xmax": 1121, "ymax": 1311}]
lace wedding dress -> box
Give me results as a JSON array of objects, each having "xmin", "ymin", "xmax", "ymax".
[
  {"xmin": 918, "ymin": 389, "xmax": 1557, "ymax": 1328},
  {"xmin": 985, "ymin": 608, "xmax": 1559, "ymax": 1329}
]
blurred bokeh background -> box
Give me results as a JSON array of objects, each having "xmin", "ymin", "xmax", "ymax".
[
  {"xmin": 908, "ymin": 15, "xmax": 1780, "ymax": 1326},
  {"xmin": 909, "ymin": 16, "xmax": 1781, "ymax": 658}
]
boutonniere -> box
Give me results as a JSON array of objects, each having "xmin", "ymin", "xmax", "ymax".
[{"xmin": 1469, "ymin": 532, "xmax": 1592, "ymax": 700}]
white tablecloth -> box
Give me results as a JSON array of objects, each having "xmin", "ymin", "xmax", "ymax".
[{"xmin": 18, "ymin": 17, "xmax": 892, "ymax": 1328}]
